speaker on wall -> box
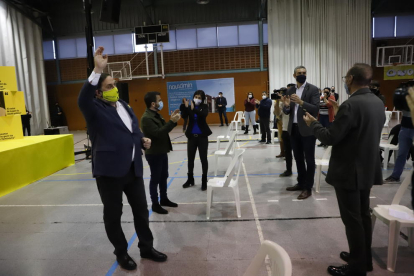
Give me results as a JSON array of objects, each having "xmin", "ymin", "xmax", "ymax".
[
  {"xmin": 117, "ymin": 82, "xmax": 129, "ymax": 104},
  {"xmin": 100, "ymin": 0, "xmax": 122, "ymax": 24}
]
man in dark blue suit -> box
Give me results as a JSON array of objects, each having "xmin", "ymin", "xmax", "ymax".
[{"xmin": 78, "ymin": 47, "xmax": 167, "ymax": 271}]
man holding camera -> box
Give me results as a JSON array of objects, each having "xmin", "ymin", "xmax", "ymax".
[
  {"xmin": 304, "ymin": 63, "xmax": 385, "ymax": 276},
  {"xmin": 282, "ymin": 66, "xmax": 320, "ymax": 200}
]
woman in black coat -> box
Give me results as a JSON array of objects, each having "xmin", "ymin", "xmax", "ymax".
[{"xmin": 181, "ymin": 90, "xmax": 212, "ymax": 191}]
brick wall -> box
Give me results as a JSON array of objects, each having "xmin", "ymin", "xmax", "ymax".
[{"xmin": 45, "ymin": 45, "xmax": 269, "ymax": 83}]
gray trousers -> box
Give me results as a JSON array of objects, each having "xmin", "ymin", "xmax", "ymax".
[{"xmin": 244, "ymin": 110, "xmax": 257, "ymax": 126}]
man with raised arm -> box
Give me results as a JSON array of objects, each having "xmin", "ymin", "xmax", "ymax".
[{"xmin": 78, "ymin": 47, "xmax": 167, "ymax": 271}]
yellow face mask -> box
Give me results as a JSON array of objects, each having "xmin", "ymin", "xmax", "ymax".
[{"xmin": 102, "ymin": 87, "xmax": 119, "ymax": 102}]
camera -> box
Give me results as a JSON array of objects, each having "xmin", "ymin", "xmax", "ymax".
[
  {"xmin": 393, "ymin": 80, "xmax": 414, "ymax": 111},
  {"xmin": 271, "ymin": 88, "xmax": 287, "ymax": 100}
]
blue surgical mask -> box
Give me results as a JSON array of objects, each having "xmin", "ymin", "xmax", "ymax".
[
  {"xmin": 344, "ymin": 83, "xmax": 350, "ymax": 95},
  {"xmin": 157, "ymin": 100, "xmax": 164, "ymax": 110}
]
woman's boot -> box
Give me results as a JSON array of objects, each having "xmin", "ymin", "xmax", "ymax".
[
  {"xmin": 201, "ymin": 174, "xmax": 207, "ymax": 191},
  {"xmin": 253, "ymin": 125, "xmax": 258, "ymax": 134},
  {"xmin": 182, "ymin": 173, "xmax": 195, "ymax": 188},
  {"xmin": 243, "ymin": 125, "xmax": 249, "ymax": 134}
]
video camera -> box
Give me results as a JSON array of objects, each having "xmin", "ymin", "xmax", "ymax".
[
  {"xmin": 271, "ymin": 88, "xmax": 287, "ymax": 100},
  {"xmin": 393, "ymin": 80, "xmax": 414, "ymax": 111}
]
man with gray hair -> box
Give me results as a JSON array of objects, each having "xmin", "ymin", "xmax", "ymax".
[
  {"xmin": 282, "ymin": 66, "xmax": 320, "ymax": 199},
  {"xmin": 304, "ymin": 63, "xmax": 384, "ymax": 276}
]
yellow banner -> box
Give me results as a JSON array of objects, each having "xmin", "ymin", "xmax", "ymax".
[
  {"xmin": 384, "ymin": 65, "xmax": 414, "ymax": 80},
  {"xmin": 0, "ymin": 115, "xmax": 23, "ymax": 141},
  {"xmin": 0, "ymin": 66, "xmax": 18, "ymax": 91}
]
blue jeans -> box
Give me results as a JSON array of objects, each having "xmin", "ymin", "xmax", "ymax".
[
  {"xmin": 391, "ymin": 127, "xmax": 414, "ymax": 179},
  {"xmin": 319, "ymin": 114, "xmax": 331, "ymax": 128}
]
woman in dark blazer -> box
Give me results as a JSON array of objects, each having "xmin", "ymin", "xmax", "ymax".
[{"xmin": 181, "ymin": 90, "xmax": 212, "ymax": 191}]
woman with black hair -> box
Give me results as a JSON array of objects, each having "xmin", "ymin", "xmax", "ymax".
[{"xmin": 181, "ymin": 90, "xmax": 212, "ymax": 191}]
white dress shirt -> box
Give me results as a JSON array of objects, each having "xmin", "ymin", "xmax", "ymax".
[
  {"xmin": 293, "ymin": 81, "xmax": 306, "ymax": 123},
  {"xmin": 88, "ymin": 71, "xmax": 135, "ymax": 161}
]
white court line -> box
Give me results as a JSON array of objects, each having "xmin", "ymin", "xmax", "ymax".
[
  {"xmin": 315, "ymin": 198, "xmax": 328, "ymax": 201},
  {"xmin": 369, "ymin": 196, "xmax": 377, "ymax": 199},
  {"xmin": 242, "ymin": 162, "xmax": 272, "ymax": 276},
  {"xmin": 292, "ymin": 199, "xmax": 303, "ymax": 202},
  {"xmin": 0, "ymin": 201, "xmax": 252, "ymax": 207},
  {"xmin": 267, "ymin": 200, "xmax": 279, "ymax": 202}
]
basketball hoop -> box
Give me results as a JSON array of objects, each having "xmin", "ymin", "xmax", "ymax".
[{"xmin": 104, "ymin": 61, "xmax": 132, "ymax": 81}]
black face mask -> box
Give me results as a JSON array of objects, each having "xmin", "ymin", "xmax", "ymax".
[
  {"xmin": 296, "ymin": 75, "xmax": 306, "ymax": 84},
  {"xmin": 331, "ymin": 89, "xmax": 335, "ymax": 92}
]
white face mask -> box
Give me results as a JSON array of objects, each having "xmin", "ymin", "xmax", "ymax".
[
  {"xmin": 248, "ymin": 95, "xmax": 252, "ymax": 98},
  {"xmin": 262, "ymin": 95, "xmax": 267, "ymax": 99},
  {"xmin": 219, "ymin": 95, "xmax": 222, "ymax": 97},
  {"xmin": 194, "ymin": 98, "xmax": 202, "ymax": 105}
]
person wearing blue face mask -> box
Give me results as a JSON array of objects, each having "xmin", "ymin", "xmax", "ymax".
[
  {"xmin": 181, "ymin": 90, "xmax": 212, "ymax": 191},
  {"xmin": 282, "ymin": 65, "xmax": 320, "ymax": 200},
  {"xmin": 141, "ymin": 91, "xmax": 181, "ymax": 214}
]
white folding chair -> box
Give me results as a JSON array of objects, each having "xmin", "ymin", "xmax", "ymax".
[
  {"xmin": 243, "ymin": 240, "xmax": 292, "ymax": 276},
  {"xmin": 216, "ymin": 124, "xmax": 233, "ymax": 150},
  {"xmin": 314, "ymin": 146, "xmax": 332, "ymax": 193},
  {"xmin": 384, "ymin": 111, "xmax": 392, "ymax": 134},
  {"xmin": 372, "ymin": 170, "xmax": 414, "ymax": 272},
  {"xmin": 380, "ymin": 135, "xmax": 399, "ymax": 170},
  {"xmin": 270, "ymin": 129, "xmax": 280, "ymax": 144},
  {"xmin": 213, "ymin": 131, "xmax": 237, "ymax": 176},
  {"xmin": 231, "ymin": 111, "xmax": 244, "ymax": 132},
  {"xmin": 392, "ymin": 107, "xmax": 402, "ymax": 123},
  {"xmin": 207, "ymin": 149, "xmax": 245, "ymax": 220}
]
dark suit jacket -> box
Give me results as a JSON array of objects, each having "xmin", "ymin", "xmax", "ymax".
[
  {"xmin": 216, "ymin": 97, "xmax": 227, "ymax": 110},
  {"xmin": 310, "ymin": 88, "xmax": 385, "ymax": 190},
  {"xmin": 181, "ymin": 103, "xmax": 212, "ymax": 138},
  {"xmin": 78, "ymin": 81, "xmax": 144, "ymax": 178},
  {"xmin": 283, "ymin": 82, "xmax": 320, "ymax": 136}
]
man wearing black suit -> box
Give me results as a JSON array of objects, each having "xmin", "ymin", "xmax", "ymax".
[
  {"xmin": 304, "ymin": 63, "xmax": 385, "ymax": 276},
  {"xmin": 78, "ymin": 46, "xmax": 167, "ymax": 271},
  {"xmin": 282, "ymin": 66, "xmax": 320, "ymax": 200},
  {"xmin": 216, "ymin": 92, "xmax": 228, "ymax": 126}
]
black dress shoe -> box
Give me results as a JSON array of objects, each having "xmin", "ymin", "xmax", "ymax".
[
  {"xmin": 258, "ymin": 140, "xmax": 266, "ymax": 143},
  {"xmin": 116, "ymin": 253, "xmax": 137, "ymax": 271},
  {"xmin": 265, "ymin": 141, "xmax": 271, "ymax": 144},
  {"xmin": 297, "ymin": 190, "xmax": 312, "ymax": 200},
  {"xmin": 286, "ymin": 184, "xmax": 302, "ymax": 191},
  {"xmin": 340, "ymin": 252, "xmax": 373, "ymax": 272},
  {"xmin": 327, "ymin": 264, "xmax": 366, "ymax": 276},
  {"xmin": 141, "ymin": 248, "xmax": 168, "ymax": 262},
  {"xmin": 160, "ymin": 198, "xmax": 178, "ymax": 207},
  {"xmin": 152, "ymin": 204, "xmax": 168, "ymax": 214},
  {"xmin": 279, "ymin": 171, "xmax": 292, "ymax": 177}
]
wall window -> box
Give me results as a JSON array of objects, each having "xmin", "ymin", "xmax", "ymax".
[
  {"xmin": 76, "ymin": 38, "xmax": 87, "ymax": 58},
  {"xmin": 238, "ymin": 24, "xmax": 259, "ymax": 45},
  {"xmin": 114, "ymin": 33, "xmax": 134, "ymax": 54},
  {"xmin": 373, "ymin": 16, "xmax": 395, "ymax": 38},
  {"xmin": 217, "ymin": 25, "xmax": 238, "ymax": 47},
  {"xmin": 396, "ymin": 15, "xmax": 414, "ymax": 37},
  {"xmin": 95, "ymin": 35, "xmax": 115, "ymax": 55},
  {"xmin": 135, "ymin": 44, "xmax": 154, "ymax": 53},
  {"xmin": 43, "ymin": 41, "xmax": 55, "ymax": 60},
  {"xmin": 58, "ymin": 38, "xmax": 77, "ymax": 59},
  {"xmin": 263, "ymin": 23, "xmax": 268, "ymax": 45},
  {"xmin": 197, "ymin": 27, "xmax": 217, "ymax": 48},
  {"xmin": 176, "ymin": 28, "xmax": 197, "ymax": 50}
]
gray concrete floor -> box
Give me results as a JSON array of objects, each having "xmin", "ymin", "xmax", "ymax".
[{"xmin": 1, "ymin": 119, "xmax": 413, "ymax": 276}]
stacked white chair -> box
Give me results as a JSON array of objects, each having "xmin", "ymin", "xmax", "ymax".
[
  {"xmin": 384, "ymin": 111, "xmax": 392, "ymax": 134},
  {"xmin": 372, "ymin": 170, "xmax": 414, "ymax": 272},
  {"xmin": 314, "ymin": 146, "xmax": 332, "ymax": 193},
  {"xmin": 243, "ymin": 240, "xmax": 292, "ymax": 276},
  {"xmin": 213, "ymin": 131, "xmax": 237, "ymax": 176},
  {"xmin": 380, "ymin": 135, "xmax": 399, "ymax": 170},
  {"xmin": 231, "ymin": 111, "xmax": 244, "ymax": 132},
  {"xmin": 207, "ymin": 149, "xmax": 245, "ymax": 220},
  {"xmin": 392, "ymin": 107, "xmax": 402, "ymax": 123},
  {"xmin": 216, "ymin": 123, "xmax": 233, "ymax": 150}
]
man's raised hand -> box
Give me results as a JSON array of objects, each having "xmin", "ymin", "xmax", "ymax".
[{"xmin": 94, "ymin": 46, "xmax": 108, "ymax": 73}]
